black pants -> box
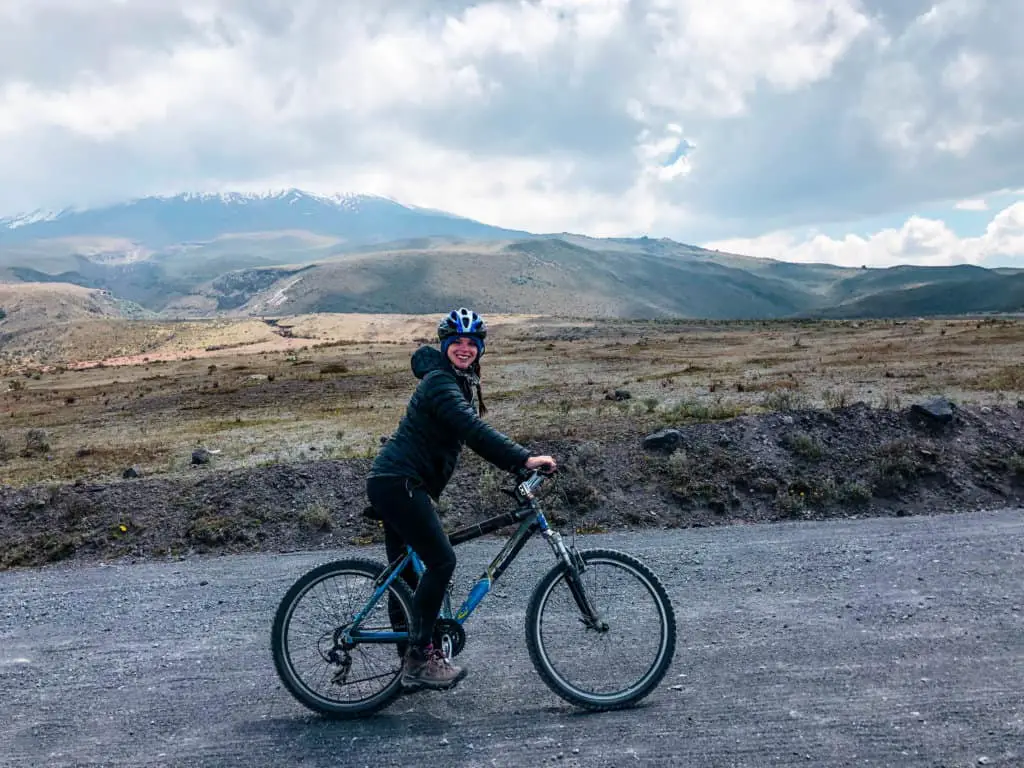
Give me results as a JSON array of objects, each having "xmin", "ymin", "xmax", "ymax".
[{"xmin": 366, "ymin": 475, "xmax": 456, "ymax": 649}]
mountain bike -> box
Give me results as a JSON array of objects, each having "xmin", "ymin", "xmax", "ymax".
[{"xmin": 271, "ymin": 468, "xmax": 677, "ymax": 718}]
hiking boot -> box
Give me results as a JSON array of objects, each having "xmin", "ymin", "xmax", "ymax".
[{"xmin": 401, "ymin": 645, "xmax": 467, "ymax": 691}]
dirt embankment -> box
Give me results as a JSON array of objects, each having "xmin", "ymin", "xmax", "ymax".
[{"xmin": 1, "ymin": 402, "xmax": 1022, "ymax": 570}]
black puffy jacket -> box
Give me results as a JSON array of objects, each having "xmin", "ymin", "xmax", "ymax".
[{"xmin": 369, "ymin": 346, "xmax": 531, "ymax": 500}]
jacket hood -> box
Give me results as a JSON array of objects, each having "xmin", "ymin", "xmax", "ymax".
[{"xmin": 411, "ymin": 345, "xmax": 450, "ymax": 380}]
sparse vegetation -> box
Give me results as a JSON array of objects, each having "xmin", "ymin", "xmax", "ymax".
[
  {"xmin": 0, "ymin": 314, "xmax": 1015, "ymax": 492},
  {"xmin": 872, "ymin": 440, "xmax": 925, "ymax": 497},
  {"xmin": 187, "ymin": 515, "xmax": 242, "ymax": 547},
  {"xmin": 299, "ymin": 501, "xmax": 335, "ymax": 531},
  {"xmin": 783, "ymin": 431, "xmax": 823, "ymax": 460},
  {"xmin": 823, "ymin": 387, "xmax": 851, "ymax": 410},
  {"xmin": 22, "ymin": 429, "xmax": 50, "ymax": 456},
  {"xmin": 972, "ymin": 365, "xmax": 1024, "ymax": 392},
  {"xmin": 665, "ymin": 398, "xmax": 745, "ymax": 422},
  {"xmin": 776, "ymin": 488, "xmax": 809, "ymax": 518},
  {"xmin": 838, "ymin": 480, "xmax": 872, "ymax": 504},
  {"xmin": 0, "ymin": 314, "xmax": 1023, "ymax": 571},
  {"xmin": 550, "ymin": 465, "xmax": 602, "ymax": 517},
  {"xmin": 762, "ymin": 389, "xmax": 808, "ymax": 411},
  {"xmin": 666, "ymin": 450, "xmax": 690, "ymax": 484}
]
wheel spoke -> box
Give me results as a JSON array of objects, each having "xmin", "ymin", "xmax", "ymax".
[
  {"xmin": 272, "ymin": 560, "xmax": 414, "ymax": 718},
  {"xmin": 526, "ymin": 549, "xmax": 677, "ymax": 710}
]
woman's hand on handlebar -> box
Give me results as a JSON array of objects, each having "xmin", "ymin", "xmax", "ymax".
[{"xmin": 525, "ymin": 455, "xmax": 558, "ymax": 474}]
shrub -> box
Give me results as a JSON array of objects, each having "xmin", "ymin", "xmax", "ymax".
[
  {"xmin": 823, "ymin": 387, "xmax": 851, "ymax": 410},
  {"xmin": 558, "ymin": 473, "xmax": 601, "ymax": 515},
  {"xmin": 666, "ymin": 399, "xmax": 744, "ymax": 422},
  {"xmin": 186, "ymin": 516, "xmax": 237, "ymax": 546},
  {"xmin": 477, "ymin": 466, "xmax": 509, "ymax": 513},
  {"xmin": 299, "ymin": 502, "xmax": 335, "ymax": 531},
  {"xmin": 783, "ymin": 431, "xmax": 822, "ymax": 459},
  {"xmin": 572, "ymin": 440, "xmax": 603, "ymax": 470},
  {"xmin": 776, "ymin": 489, "xmax": 808, "ymax": 518},
  {"xmin": 23, "ymin": 428, "xmax": 50, "ymax": 456},
  {"xmin": 762, "ymin": 389, "xmax": 807, "ymax": 412},
  {"xmin": 872, "ymin": 440, "xmax": 922, "ymax": 497},
  {"xmin": 665, "ymin": 450, "xmax": 691, "ymax": 484},
  {"xmin": 839, "ymin": 480, "xmax": 872, "ymax": 504}
]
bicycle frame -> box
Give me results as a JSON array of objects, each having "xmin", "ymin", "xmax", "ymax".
[{"xmin": 343, "ymin": 473, "xmax": 583, "ymax": 646}]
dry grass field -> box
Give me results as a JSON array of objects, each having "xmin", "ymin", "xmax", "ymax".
[{"xmin": 1, "ymin": 313, "xmax": 1022, "ymax": 489}]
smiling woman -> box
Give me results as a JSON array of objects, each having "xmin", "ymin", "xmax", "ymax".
[
  {"xmin": 445, "ymin": 335, "xmax": 479, "ymax": 371},
  {"xmin": 365, "ymin": 306, "xmax": 556, "ymax": 691}
]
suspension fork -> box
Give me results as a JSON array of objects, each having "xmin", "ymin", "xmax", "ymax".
[{"xmin": 542, "ymin": 529, "xmax": 606, "ymax": 630}]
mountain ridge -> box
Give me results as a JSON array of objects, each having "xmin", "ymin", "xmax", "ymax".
[
  {"xmin": 1, "ymin": 189, "xmax": 1021, "ymax": 320},
  {"xmin": 0, "ymin": 188, "xmax": 532, "ymax": 248}
]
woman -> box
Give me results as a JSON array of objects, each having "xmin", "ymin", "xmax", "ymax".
[{"xmin": 366, "ymin": 307, "xmax": 557, "ymax": 691}]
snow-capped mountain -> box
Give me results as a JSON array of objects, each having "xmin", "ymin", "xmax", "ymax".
[
  {"xmin": 0, "ymin": 208, "xmax": 70, "ymax": 229},
  {"xmin": 0, "ymin": 189, "xmax": 529, "ymax": 247},
  {"xmin": 2, "ymin": 189, "xmax": 1020, "ymax": 322}
]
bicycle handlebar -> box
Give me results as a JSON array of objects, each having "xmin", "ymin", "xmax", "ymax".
[{"xmin": 513, "ymin": 466, "xmax": 556, "ymax": 499}]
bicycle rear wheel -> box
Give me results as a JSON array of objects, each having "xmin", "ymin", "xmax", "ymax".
[
  {"xmin": 525, "ymin": 548, "xmax": 676, "ymax": 711},
  {"xmin": 271, "ymin": 558, "xmax": 415, "ymax": 719}
]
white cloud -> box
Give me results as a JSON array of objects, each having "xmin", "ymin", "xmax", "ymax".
[
  {"xmin": 0, "ymin": 0, "xmax": 1021, "ymax": 250},
  {"xmin": 231, "ymin": 130, "xmax": 687, "ymax": 237},
  {"xmin": 705, "ymin": 200, "xmax": 1024, "ymax": 268},
  {"xmin": 856, "ymin": 1, "xmax": 1023, "ymax": 164},
  {"xmin": 640, "ymin": 0, "xmax": 872, "ymax": 117},
  {"xmin": 954, "ymin": 198, "xmax": 988, "ymax": 211}
]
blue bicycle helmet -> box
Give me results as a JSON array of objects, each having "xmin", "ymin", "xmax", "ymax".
[{"xmin": 437, "ymin": 307, "xmax": 487, "ymax": 355}]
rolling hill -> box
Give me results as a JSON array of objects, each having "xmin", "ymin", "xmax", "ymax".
[
  {"xmin": 0, "ymin": 282, "xmax": 154, "ymax": 365},
  {"xmin": 814, "ymin": 271, "xmax": 1024, "ymax": 319},
  {"xmin": 1, "ymin": 190, "xmax": 1022, "ymax": 320}
]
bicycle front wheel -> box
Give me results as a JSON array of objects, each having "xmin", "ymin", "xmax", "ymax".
[
  {"xmin": 271, "ymin": 558, "xmax": 415, "ymax": 719},
  {"xmin": 525, "ymin": 548, "xmax": 676, "ymax": 711}
]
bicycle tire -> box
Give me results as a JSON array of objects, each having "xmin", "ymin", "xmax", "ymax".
[
  {"xmin": 525, "ymin": 548, "xmax": 677, "ymax": 711},
  {"xmin": 271, "ymin": 558, "xmax": 415, "ymax": 719}
]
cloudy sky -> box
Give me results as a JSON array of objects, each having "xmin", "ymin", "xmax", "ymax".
[{"xmin": 1, "ymin": 0, "xmax": 1022, "ymax": 267}]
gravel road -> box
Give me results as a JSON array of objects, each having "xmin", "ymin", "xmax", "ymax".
[{"xmin": 2, "ymin": 509, "xmax": 1023, "ymax": 768}]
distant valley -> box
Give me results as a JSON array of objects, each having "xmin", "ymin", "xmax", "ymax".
[{"xmin": 1, "ymin": 189, "xmax": 1022, "ymax": 325}]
